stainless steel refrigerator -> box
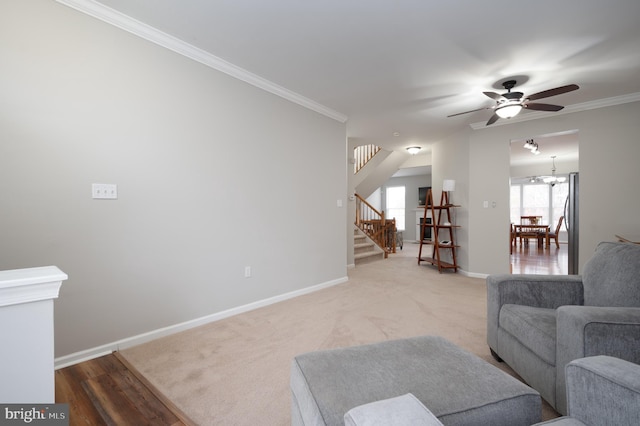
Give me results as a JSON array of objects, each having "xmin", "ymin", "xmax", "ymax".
[{"xmin": 564, "ymin": 172, "xmax": 579, "ymax": 274}]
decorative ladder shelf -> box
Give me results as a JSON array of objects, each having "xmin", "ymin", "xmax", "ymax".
[{"xmin": 418, "ymin": 189, "xmax": 460, "ymax": 273}]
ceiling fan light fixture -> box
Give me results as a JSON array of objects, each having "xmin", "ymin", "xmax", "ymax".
[
  {"xmin": 495, "ymin": 103, "xmax": 523, "ymax": 119},
  {"xmin": 449, "ymin": 80, "xmax": 578, "ymax": 125},
  {"xmin": 406, "ymin": 146, "xmax": 421, "ymax": 155}
]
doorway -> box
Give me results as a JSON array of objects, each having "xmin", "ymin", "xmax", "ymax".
[{"xmin": 509, "ymin": 130, "xmax": 579, "ymax": 274}]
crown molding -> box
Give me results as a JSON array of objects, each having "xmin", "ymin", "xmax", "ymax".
[
  {"xmin": 470, "ymin": 92, "xmax": 640, "ymax": 130},
  {"xmin": 55, "ymin": 0, "xmax": 348, "ymax": 123}
]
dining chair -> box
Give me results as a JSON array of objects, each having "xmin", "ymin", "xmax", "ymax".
[
  {"xmin": 519, "ymin": 216, "xmax": 544, "ymax": 247},
  {"xmin": 548, "ymin": 216, "xmax": 564, "ymax": 248}
]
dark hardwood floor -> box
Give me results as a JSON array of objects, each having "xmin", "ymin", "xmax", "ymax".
[
  {"xmin": 510, "ymin": 241, "xmax": 568, "ymax": 275},
  {"xmin": 55, "ymin": 353, "xmax": 187, "ymax": 426}
]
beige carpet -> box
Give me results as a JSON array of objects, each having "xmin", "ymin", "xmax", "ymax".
[{"xmin": 119, "ymin": 243, "xmax": 559, "ymax": 425}]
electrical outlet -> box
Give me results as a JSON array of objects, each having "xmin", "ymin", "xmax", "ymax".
[{"xmin": 92, "ymin": 183, "xmax": 117, "ymax": 199}]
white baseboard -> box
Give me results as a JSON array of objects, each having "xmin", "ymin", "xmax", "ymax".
[
  {"xmin": 54, "ymin": 275, "xmax": 348, "ymax": 369},
  {"xmin": 460, "ymin": 269, "xmax": 489, "ymax": 279}
]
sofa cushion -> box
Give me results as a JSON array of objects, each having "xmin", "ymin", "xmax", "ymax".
[
  {"xmin": 582, "ymin": 242, "xmax": 640, "ymax": 307},
  {"xmin": 500, "ymin": 304, "xmax": 556, "ymax": 365},
  {"xmin": 344, "ymin": 393, "xmax": 443, "ymax": 426},
  {"xmin": 291, "ymin": 335, "xmax": 541, "ymax": 426}
]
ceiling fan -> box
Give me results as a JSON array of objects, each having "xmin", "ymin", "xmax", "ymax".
[{"xmin": 448, "ymin": 80, "xmax": 579, "ymax": 126}]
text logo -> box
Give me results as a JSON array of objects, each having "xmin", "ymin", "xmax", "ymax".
[{"xmin": 1, "ymin": 404, "xmax": 68, "ymax": 425}]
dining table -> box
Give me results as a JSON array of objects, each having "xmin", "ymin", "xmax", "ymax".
[{"xmin": 514, "ymin": 224, "xmax": 551, "ymax": 248}]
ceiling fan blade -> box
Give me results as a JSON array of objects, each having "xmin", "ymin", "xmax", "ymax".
[
  {"xmin": 447, "ymin": 106, "xmax": 492, "ymax": 117},
  {"xmin": 486, "ymin": 113, "xmax": 500, "ymax": 126},
  {"xmin": 525, "ymin": 103, "xmax": 565, "ymax": 112},
  {"xmin": 527, "ymin": 84, "xmax": 579, "ymax": 101},
  {"xmin": 483, "ymin": 91, "xmax": 503, "ymax": 100}
]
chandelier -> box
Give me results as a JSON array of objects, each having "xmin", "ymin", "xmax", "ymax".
[{"xmin": 542, "ymin": 156, "xmax": 566, "ymax": 186}]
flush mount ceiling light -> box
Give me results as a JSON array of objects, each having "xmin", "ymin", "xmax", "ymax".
[{"xmin": 406, "ymin": 146, "xmax": 421, "ymax": 155}]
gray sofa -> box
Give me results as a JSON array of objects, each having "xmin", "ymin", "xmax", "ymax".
[
  {"xmin": 343, "ymin": 356, "xmax": 640, "ymax": 426},
  {"xmin": 535, "ymin": 355, "xmax": 640, "ymax": 425},
  {"xmin": 487, "ymin": 241, "xmax": 640, "ymax": 414}
]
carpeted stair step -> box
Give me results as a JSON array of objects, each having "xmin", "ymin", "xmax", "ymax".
[
  {"xmin": 354, "ymin": 241, "xmax": 375, "ymax": 255},
  {"xmin": 353, "ymin": 226, "xmax": 385, "ymax": 264}
]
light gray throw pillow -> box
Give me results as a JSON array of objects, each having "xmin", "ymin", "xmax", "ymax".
[{"xmin": 344, "ymin": 393, "xmax": 443, "ymax": 426}]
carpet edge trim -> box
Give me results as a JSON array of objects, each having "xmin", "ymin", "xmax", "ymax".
[{"xmin": 114, "ymin": 351, "xmax": 196, "ymax": 426}]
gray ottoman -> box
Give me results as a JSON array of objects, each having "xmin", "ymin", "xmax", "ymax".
[{"xmin": 291, "ymin": 336, "xmax": 541, "ymax": 426}]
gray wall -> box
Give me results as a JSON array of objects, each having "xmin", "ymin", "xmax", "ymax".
[
  {"xmin": 431, "ymin": 128, "xmax": 472, "ymax": 273},
  {"xmin": 0, "ymin": 1, "xmax": 347, "ymax": 358},
  {"xmin": 466, "ymin": 101, "xmax": 640, "ymax": 275}
]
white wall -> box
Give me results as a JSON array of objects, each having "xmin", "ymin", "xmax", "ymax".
[
  {"xmin": 0, "ymin": 1, "xmax": 347, "ymax": 359},
  {"xmin": 468, "ymin": 101, "xmax": 640, "ymax": 275},
  {"xmin": 382, "ymin": 175, "xmax": 432, "ymax": 241}
]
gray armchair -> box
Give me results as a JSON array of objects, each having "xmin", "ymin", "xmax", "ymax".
[
  {"xmin": 487, "ymin": 241, "xmax": 640, "ymax": 414},
  {"xmin": 534, "ymin": 356, "xmax": 640, "ymax": 425}
]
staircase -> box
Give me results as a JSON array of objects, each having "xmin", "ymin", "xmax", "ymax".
[
  {"xmin": 354, "ymin": 227, "xmax": 385, "ymax": 264},
  {"xmin": 351, "ymin": 143, "xmax": 402, "ymax": 265}
]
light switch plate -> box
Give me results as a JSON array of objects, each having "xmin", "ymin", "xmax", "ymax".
[{"xmin": 92, "ymin": 183, "xmax": 118, "ymax": 199}]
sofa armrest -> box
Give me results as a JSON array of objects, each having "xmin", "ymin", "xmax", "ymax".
[
  {"xmin": 565, "ymin": 356, "xmax": 640, "ymax": 425},
  {"xmin": 555, "ymin": 306, "xmax": 640, "ymax": 414},
  {"xmin": 486, "ymin": 274, "xmax": 584, "ymax": 350}
]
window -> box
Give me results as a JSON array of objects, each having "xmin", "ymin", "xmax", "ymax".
[
  {"xmin": 386, "ymin": 186, "xmax": 405, "ymax": 231},
  {"xmin": 522, "ymin": 184, "xmax": 550, "ymax": 223},
  {"xmin": 551, "ymin": 183, "xmax": 568, "ymax": 229},
  {"xmin": 510, "ymin": 181, "xmax": 568, "ymax": 231},
  {"xmin": 510, "ymin": 185, "xmax": 521, "ymax": 224}
]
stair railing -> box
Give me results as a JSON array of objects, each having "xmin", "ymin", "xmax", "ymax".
[
  {"xmin": 355, "ymin": 194, "xmax": 397, "ymax": 256},
  {"xmin": 353, "ymin": 144, "xmax": 381, "ymax": 174}
]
